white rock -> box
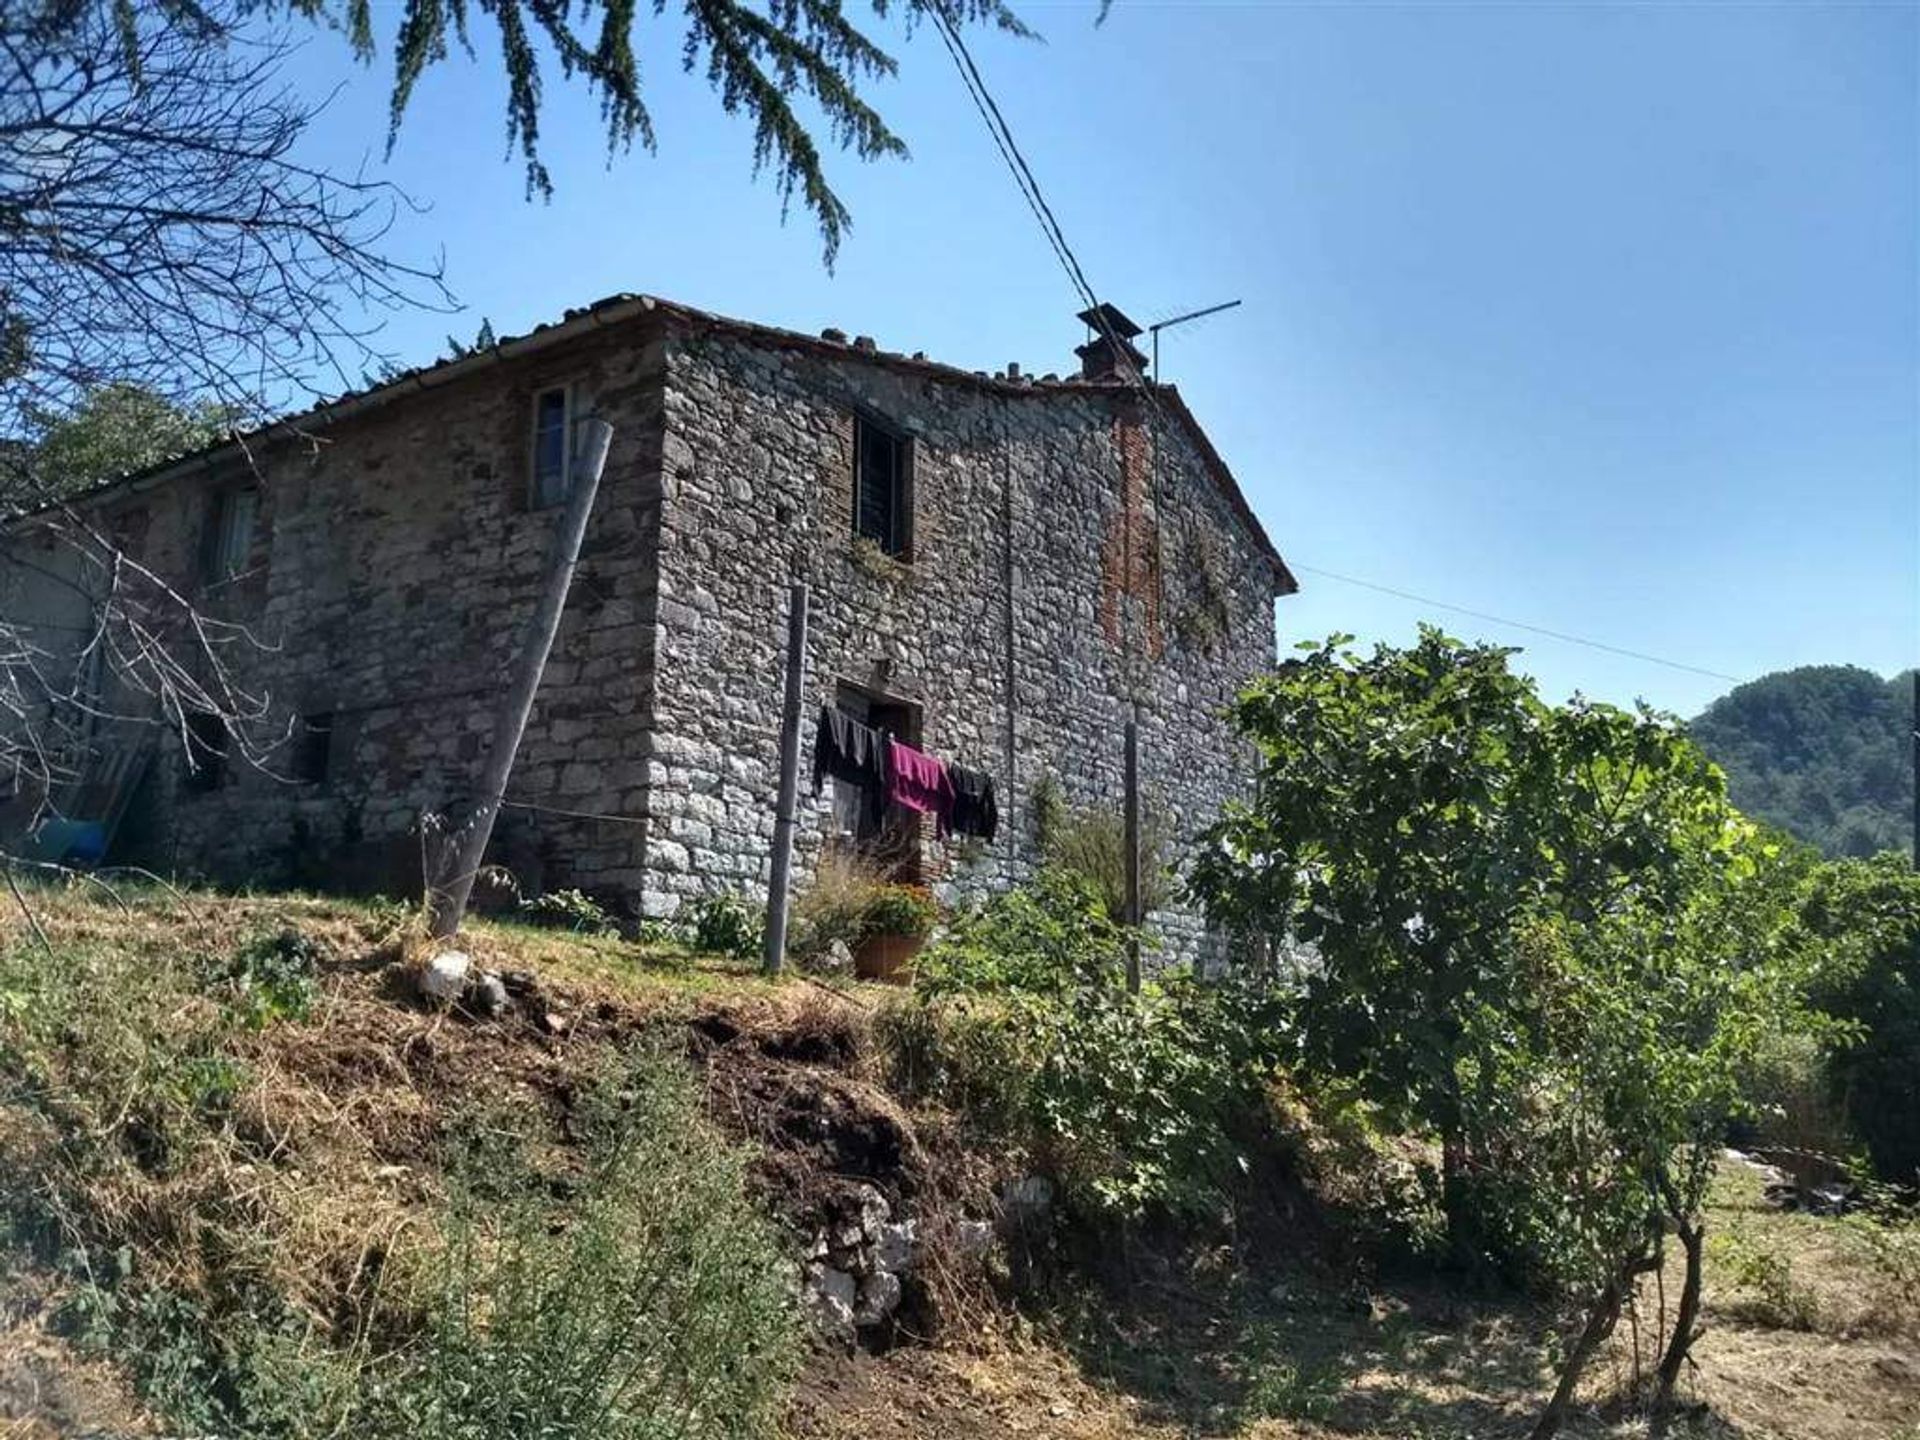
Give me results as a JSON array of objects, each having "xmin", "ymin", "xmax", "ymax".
[
  {"xmin": 953, "ymin": 1219, "xmax": 995, "ymax": 1260},
  {"xmin": 471, "ymin": 971, "xmax": 509, "ymax": 1018},
  {"xmin": 805, "ymin": 1266, "xmax": 857, "ymax": 1339},
  {"xmin": 419, "ymin": 950, "xmax": 472, "ymax": 1004},
  {"xmin": 855, "ymin": 1270, "xmax": 902, "ymax": 1325},
  {"xmin": 873, "ymin": 1220, "xmax": 918, "ymax": 1274},
  {"xmin": 852, "ymin": 1183, "xmax": 892, "ymax": 1237}
]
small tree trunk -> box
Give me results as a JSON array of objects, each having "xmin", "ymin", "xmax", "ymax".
[
  {"xmin": 1648, "ymin": 1217, "xmax": 1705, "ymax": 1438},
  {"xmin": 1441, "ymin": 1133, "xmax": 1474, "ymax": 1265},
  {"xmin": 1529, "ymin": 1249, "xmax": 1658, "ymax": 1440}
]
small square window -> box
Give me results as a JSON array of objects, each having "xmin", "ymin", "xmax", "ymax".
[
  {"xmin": 293, "ymin": 712, "xmax": 333, "ymax": 786},
  {"xmin": 181, "ymin": 712, "xmax": 226, "ymax": 793},
  {"xmin": 530, "ymin": 386, "xmax": 574, "ymax": 509},
  {"xmin": 853, "ymin": 415, "xmax": 911, "ymax": 559},
  {"xmin": 203, "ymin": 487, "xmax": 258, "ymax": 584}
]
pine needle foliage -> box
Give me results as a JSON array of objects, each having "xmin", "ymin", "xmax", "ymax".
[{"xmin": 263, "ymin": 0, "xmax": 1036, "ymax": 265}]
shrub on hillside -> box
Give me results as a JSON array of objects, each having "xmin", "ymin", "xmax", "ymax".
[
  {"xmin": 914, "ymin": 868, "xmax": 1126, "ymax": 997},
  {"xmin": 790, "ymin": 849, "xmax": 889, "ymax": 959},
  {"xmin": 1798, "ymin": 854, "xmax": 1920, "ymax": 1186},
  {"xmin": 892, "ymin": 872, "xmax": 1296, "ymax": 1220},
  {"xmin": 1030, "ymin": 775, "xmax": 1174, "ymax": 923},
  {"xmin": 682, "ymin": 893, "xmax": 763, "ymax": 960},
  {"xmin": 404, "ymin": 1043, "xmax": 799, "ymax": 1440}
]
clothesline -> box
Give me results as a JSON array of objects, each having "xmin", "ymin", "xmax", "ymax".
[{"xmin": 810, "ymin": 704, "xmax": 999, "ymax": 843}]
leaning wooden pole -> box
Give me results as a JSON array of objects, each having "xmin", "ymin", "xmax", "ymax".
[
  {"xmin": 429, "ymin": 418, "xmax": 614, "ymax": 938},
  {"xmin": 763, "ymin": 581, "xmax": 810, "ymax": 975}
]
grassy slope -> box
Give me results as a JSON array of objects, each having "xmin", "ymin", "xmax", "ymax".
[{"xmin": 0, "ymin": 887, "xmax": 1914, "ymax": 1440}]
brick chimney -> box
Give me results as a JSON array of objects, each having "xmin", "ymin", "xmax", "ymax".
[{"xmin": 1074, "ymin": 302, "xmax": 1147, "ymax": 382}]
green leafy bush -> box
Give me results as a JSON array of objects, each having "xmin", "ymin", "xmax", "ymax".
[
  {"xmin": 1733, "ymin": 1030, "xmax": 1858, "ymax": 1175},
  {"xmin": 682, "ymin": 893, "xmax": 763, "ymax": 960},
  {"xmin": 516, "ymin": 887, "xmax": 618, "ymax": 936},
  {"xmin": 863, "ymin": 883, "xmax": 938, "ymax": 938},
  {"xmin": 1798, "ymin": 853, "xmax": 1920, "ymax": 1185},
  {"xmin": 915, "ymin": 869, "xmax": 1124, "ymax": 998},
  {"xmin": 220, "ymin": 927, "xmax": 321, "ymax": 1028},
  {"xmin": 1027, "ymin": 972, "xmax": 1294, "ymax": 1217},
  {"xmin": 896, "ymin": 873, "xmax": 1295, "ymax": 1219}
]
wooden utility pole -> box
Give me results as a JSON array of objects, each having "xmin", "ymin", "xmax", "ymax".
[
  {"xmin": 429, "ymin": 418, "xmax": 614, "ymax": 938},
  {"xmin": 1123, "ymin": 705, "xmax": 1142, "ymax": 994},
  {"xmin": 763, "ymin": 581, "xmax": 810, "ymax": 975}
]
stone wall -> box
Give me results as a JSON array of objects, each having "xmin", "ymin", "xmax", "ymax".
[
  {"xmin": 5, "ymin": 302, "xmax": 1286, "ymax": 962},
  {"xmin": 65, "ymin": 318, "xmax": 672, "ymax": 900},
  {"xmin": 644, "ymin": 320, "xmax": 1280, "ymax": 961}
]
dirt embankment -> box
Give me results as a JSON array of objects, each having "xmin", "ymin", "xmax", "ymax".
[{"xmin": 3, "ymin": 892, "xmax": 1916, "ymax": 1440}]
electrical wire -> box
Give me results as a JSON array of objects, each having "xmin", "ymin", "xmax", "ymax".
[
  {"xmin": 1292, "ymin": 564, "xmax": 1743, "ymax": 683},
  {"xmin": 930, "ymin": 12, "xmax": 1745, "ymax": 693}
]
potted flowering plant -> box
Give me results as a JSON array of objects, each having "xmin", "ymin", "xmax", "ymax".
[{"xmin": 854, "ymin": 884, "xmax": 938, "ymax": 983}]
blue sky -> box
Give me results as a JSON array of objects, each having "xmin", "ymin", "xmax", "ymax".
[{"xmin": 281, "ymin": 0, "xmax": 1916, "ymax": 717}]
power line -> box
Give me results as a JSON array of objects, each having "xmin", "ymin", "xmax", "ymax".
[
  {"xmin": 928, "ymin": 9, "xmax": 1098, "ymax": 316},
  {"xmin": 1292, "ymin": 564, "xmax": 1744, "ymax": 683},
  {"xmin": 928, "ymin": 15, "xmax": 1739, "ymax": 694}
]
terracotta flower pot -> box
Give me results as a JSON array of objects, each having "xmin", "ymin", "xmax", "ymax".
[{"xmin": 854, "ymin": 930, "xmax": 925, "ymax": 984}]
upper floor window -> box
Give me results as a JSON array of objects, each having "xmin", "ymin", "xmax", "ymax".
[
  {"xmin": 293, "ymin": 712, "xmax": 334, "ymax": 786},
  {"xmin": 203, "ymin": 486, "xmax": 257, "ymax": 585},
  {"xmin": 853, "ymin": 415, "xmax": 911, "ymax": 559},
  {"xmin": 530, "ymin": 385, "xmax": 575, "ymax": 509},
  {"xmin": 181, "ymin": 712, "xmax": 226, "ymax": 793}
]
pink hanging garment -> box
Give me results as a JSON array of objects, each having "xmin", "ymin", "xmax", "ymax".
[{"xmin": 885, "ymin": 736, "xmax": 957, "ymax": 836}]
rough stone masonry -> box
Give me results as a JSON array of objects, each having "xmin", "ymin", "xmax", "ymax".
[{"xmin": 4, "ymin": 294, "xmax": 1296, "ymax": 964}]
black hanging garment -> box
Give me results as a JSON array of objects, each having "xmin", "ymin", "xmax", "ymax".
[
  {"xmin": 946, "ymin": 764, "xmax": 999, "ymax": 842},
  {"xmin": 810, "ymin": 706, "xmax": 889, "ymax": 826}
]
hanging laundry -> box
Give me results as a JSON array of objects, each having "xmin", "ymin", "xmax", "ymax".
[
  {"xmin": 885, "ymin": 736, "xmax": 956, "ymax": 835},
  {"xmin": 947, "ymin": 764, "xmax": 999, "ymax": 842},
  {"xmin": 811, "ymin": 706, "xmax": 888, "ymax": 826}
]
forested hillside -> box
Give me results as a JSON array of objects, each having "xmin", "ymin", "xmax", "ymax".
[{"xmin": 1690, "ymin": 666, "xmax": 1915, "ymax": 857}]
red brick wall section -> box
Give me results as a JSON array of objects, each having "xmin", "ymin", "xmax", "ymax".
[{"xmin": 1099, "ymin": 413, "xmax": 1165, "ymax": 661}]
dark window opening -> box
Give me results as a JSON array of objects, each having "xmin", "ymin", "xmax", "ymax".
[
  {"xmin": 202, "ymin": 487, "xmax": 258, "ymax": 584},
  {"xmin": 293, "ymin": 713, "xmax": 334, "ymax": 785},
  {"xmin": 853, "ymin": 416, "xmax": 910, "ymax": 558},
  {"xmin": 829, "ymin": 681, "xmax": 923, "ymax": 883},
  {"xmin": 182, "ymin": 713, "xmax": 227, "ymax": 793},
  {"xmin": 531, "ymin": 387, "xmax": 572, "ymax": 509}
]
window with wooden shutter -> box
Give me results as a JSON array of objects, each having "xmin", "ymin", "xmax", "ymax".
[{"xmin": 853, "ymin": 415, "xmax": 910, "ymax": 558}]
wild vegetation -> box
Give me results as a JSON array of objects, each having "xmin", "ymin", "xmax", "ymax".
[
  {"xmin": 1, "ymin": 864, "xmax": 1917, "ymax": 1439},
  {"xmin": 1689, "ymin": 664, "xmax": 1915, "ymax": 859},
  {"xmin": 3, "ymin": 634, "xmax": 1918, "ymax": 1439}
]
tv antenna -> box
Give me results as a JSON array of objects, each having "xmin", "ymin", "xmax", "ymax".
[{"xmin": 1148, "ymin": 299, "xmax": 1242, "ymax": 381}]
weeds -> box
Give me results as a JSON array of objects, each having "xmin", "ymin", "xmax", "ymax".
[
  {"xmin": 411, "ymin": 1044, "xmax": 800, "ymax": 1440},
  {"xmin": 684, "ymin": 892, "xmax": 763, "ymax": 960},
  {"xmin": 1709, "ymin": 1222, "xmax": 1820, "ymax": 1330},
  {"xmin": 1, "ymin": 890, "xmax": 801, "ymax": 1440},
  {"xmin": 516, "ymin": 887, "xmax": 619, "ymax": 936},
  {"xmin": 790, "ymin": 849, "xmax": 888, "ymax": 960}
]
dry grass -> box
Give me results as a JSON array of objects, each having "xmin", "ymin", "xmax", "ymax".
[{"xmin": 3, "ymin": 885, "xmax": 1916, "ymax": 1440}]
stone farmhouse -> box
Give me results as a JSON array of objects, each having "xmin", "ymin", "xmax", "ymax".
[{"xmin": 3, "ymin": 294, "xmax": 1296, "ymax": 959}]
